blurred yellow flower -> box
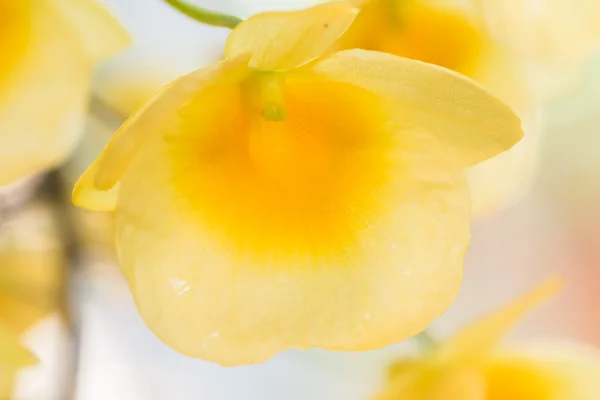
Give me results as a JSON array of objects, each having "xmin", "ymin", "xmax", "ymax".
[
  {"xmin": 374, "ymin": 278, "xmax": 600, "ymax": 400},
  {"xmin": 481, "ymin": 0, "xmax": 600, "ymax": 64},
  {"xmin": 73, "ymin": 3, "xmax": 522, "ymax": 365},
  {"xmin": 338, "ymin": 0, "xmax": 484, "ymax": 76},
  {"xmin": 337, "ymin": 0, "xmax": 538, "ymax": 217},
  {"xmin": 0, "ymin": 0, "xmax": 129, "ymax": 186},
  {"xmin": 0, "ymin": 201, "xmax": 66, "ymax": 397},
  {"xmin": 481, "ymin": 0, "xmax": 600, "ymax": 98},
  {"xmin": 0, "ymin": 326, "xmax": 37, "ymax": 398}
]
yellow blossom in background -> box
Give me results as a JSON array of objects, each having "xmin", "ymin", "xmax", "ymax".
[
  {"xmin": 374, "ymin": 278, "xmax": 600, "ymax": 400},
  {"xmin": 0, "ymin": 0, "xmax": 128, "ymax": 186},
  {"xmin": 481, "ymin": 0, "xmax": 600, "ymax": 64},
  {"xmin": 337, "ymin": 0, "xmax": 540, "ymax": 217},
  {"xmin": 480, "ymin": 0, "xmax": 600, "ymax": 98},
  {"xmin": 0, "ymin": 201, "xmax": 66, "ymax": 397},
  {"xmin": 0, "ymin": 326, "xmax": 37, "ymax": 398},
  {"xmin": 73, "ymin": 3, "xmax": 522, "ymax": 365}
]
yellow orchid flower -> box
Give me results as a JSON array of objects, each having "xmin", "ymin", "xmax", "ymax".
[
  {"xmin": 374, "ymin": 278, "xmax": 600, "ymax": 400},
  {"xmin": 336, "ymin": 0, "xmax": 538, "ymax": 217},
  {"xmin": 0, "ymin": 201, "xmax": 66, "ymax": 397},
  {"xmin": 0, "ymin": 0, "xmax": 129, "ymax": 186},
  {"xmin": 73, "ymin": 2, "xmax": 522, "ymax": 365}
]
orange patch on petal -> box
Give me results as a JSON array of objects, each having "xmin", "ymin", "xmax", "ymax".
[
  {"xmin": 485, "ymin": 361, "xmax": 555, "ymax": 400},
  {"xmin": 168, "ymin": 80, "xmax": 395, "ymax": 263},
  {"xmin": 0, "ymin": 0, "xmax": 30, "ymax": 84}
]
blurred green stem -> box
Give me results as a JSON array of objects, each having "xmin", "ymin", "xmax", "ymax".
[
  {"xmin": 164, "ymin": 0, "xmax": 243, "ymax": 29},
  {"xmin": 415, "ymin": 330, "xmax": 436, "ymax": 352}
]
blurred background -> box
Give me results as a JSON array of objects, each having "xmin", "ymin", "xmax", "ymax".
[{"xmin": 1, "ymin": 0, "xmax": 599, "ymax": 399}]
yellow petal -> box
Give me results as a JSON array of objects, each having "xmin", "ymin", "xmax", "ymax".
[
  {"xmin": 347, "ymin": 0, "xmax": 369, "ymax": 7},
  {"xmin": 0, "ymin": 0, "xmax": 90, "ymax": 185},
  {"xmin": 466, "ymin": 48, "xmax": 540, "ymax": 217},
  {"xmin": 72, "ymin": 166, "xmax": 121, "ymax": 212},
  {"xmin": 467, "ymin": 121, "xmax": 541, "ymax": 217},
  {"xmin": 114, "ymin": 76, "xmax": 469, "ymax": 365},
  {"xmin": 0, "ymin": 251, "xmax": 64, "ymax": 333},
  {"xmin": 225, "ymin": 2, "xmax": 358, "ymax": 71},
  {"xmin": 72, "ymin": 56, "xmax": 250, "ymax": 211},
  {"xmin": 0, "ymin": 292, "xmax": 54, "ymax": 335},
  {"xmin": 0, "ymin": 369, "xmax": 16, "ymax": 400},
  {"xmin": 0, "ymin": 1, "xmax": 30, "ymax": 86},
  {"xmin": 0, "ymin": 325, "xmax": 37, "ymax": 368},
  {"xmin": 0, "ymin": 201, "xmax": 65, "ymax": 332},
  {"xmin": 47, "ymin": 0, "xmax": 129, "ymax": 62},
  {"xmin": 337, "ymin": 1, "xmax": 484, "ymax": 77},
  {"xmin": 305, "ymin": 49, "xmax": 523, "ymax": 166},
  {"xmin": 94, "ymin": 71, "xmax": 171, "ymax": 118},
  {"xmin": 437, "ymin": 278, "xmax": 562, "ymax": 364},
  {"xmin": 485, "ymin": 358, "xmax": 556, "ymax": 400},
  {"xmin": 487, "ymin": 343, "xmax": 600, "ymax": 400},
  {"xmin": 376, "ymin": 366, "xmax": 485, "ymax": 400},
  {"xmin": 0, "ymin": 327, "xmax": 36, "ymax": 398}
]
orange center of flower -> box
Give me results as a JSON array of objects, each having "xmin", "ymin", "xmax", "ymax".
[
  {"xmin": 342, "ymin": 1, "xmax": 483, "ymax": 76},
  {"xmin": 0, "ymin": 1, "xmax": 30, "ymax": 85},
  {"xmin": 485, "ymin": 361, "xmax": 555, "ymax": 399},
  {"xmin": 168, "ymin": 80, "xmax": 399, "ymax": 262}
]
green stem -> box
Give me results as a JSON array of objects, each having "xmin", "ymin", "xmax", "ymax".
[
  {"xmin": 414, "ymin": 330, "xmax": 437, "ymax": 353},
  {"xmin": 164, "ymin": 0, "xmax": 243, "ymax": 29}
]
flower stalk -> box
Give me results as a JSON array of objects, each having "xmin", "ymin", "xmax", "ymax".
[
  {"xmin": 415, "ymin": 330, "xmax": 436, "ymax": 352},
  {"xmin": 164, "ymin": 0, "xmax": 243, "ymax": 29}
]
